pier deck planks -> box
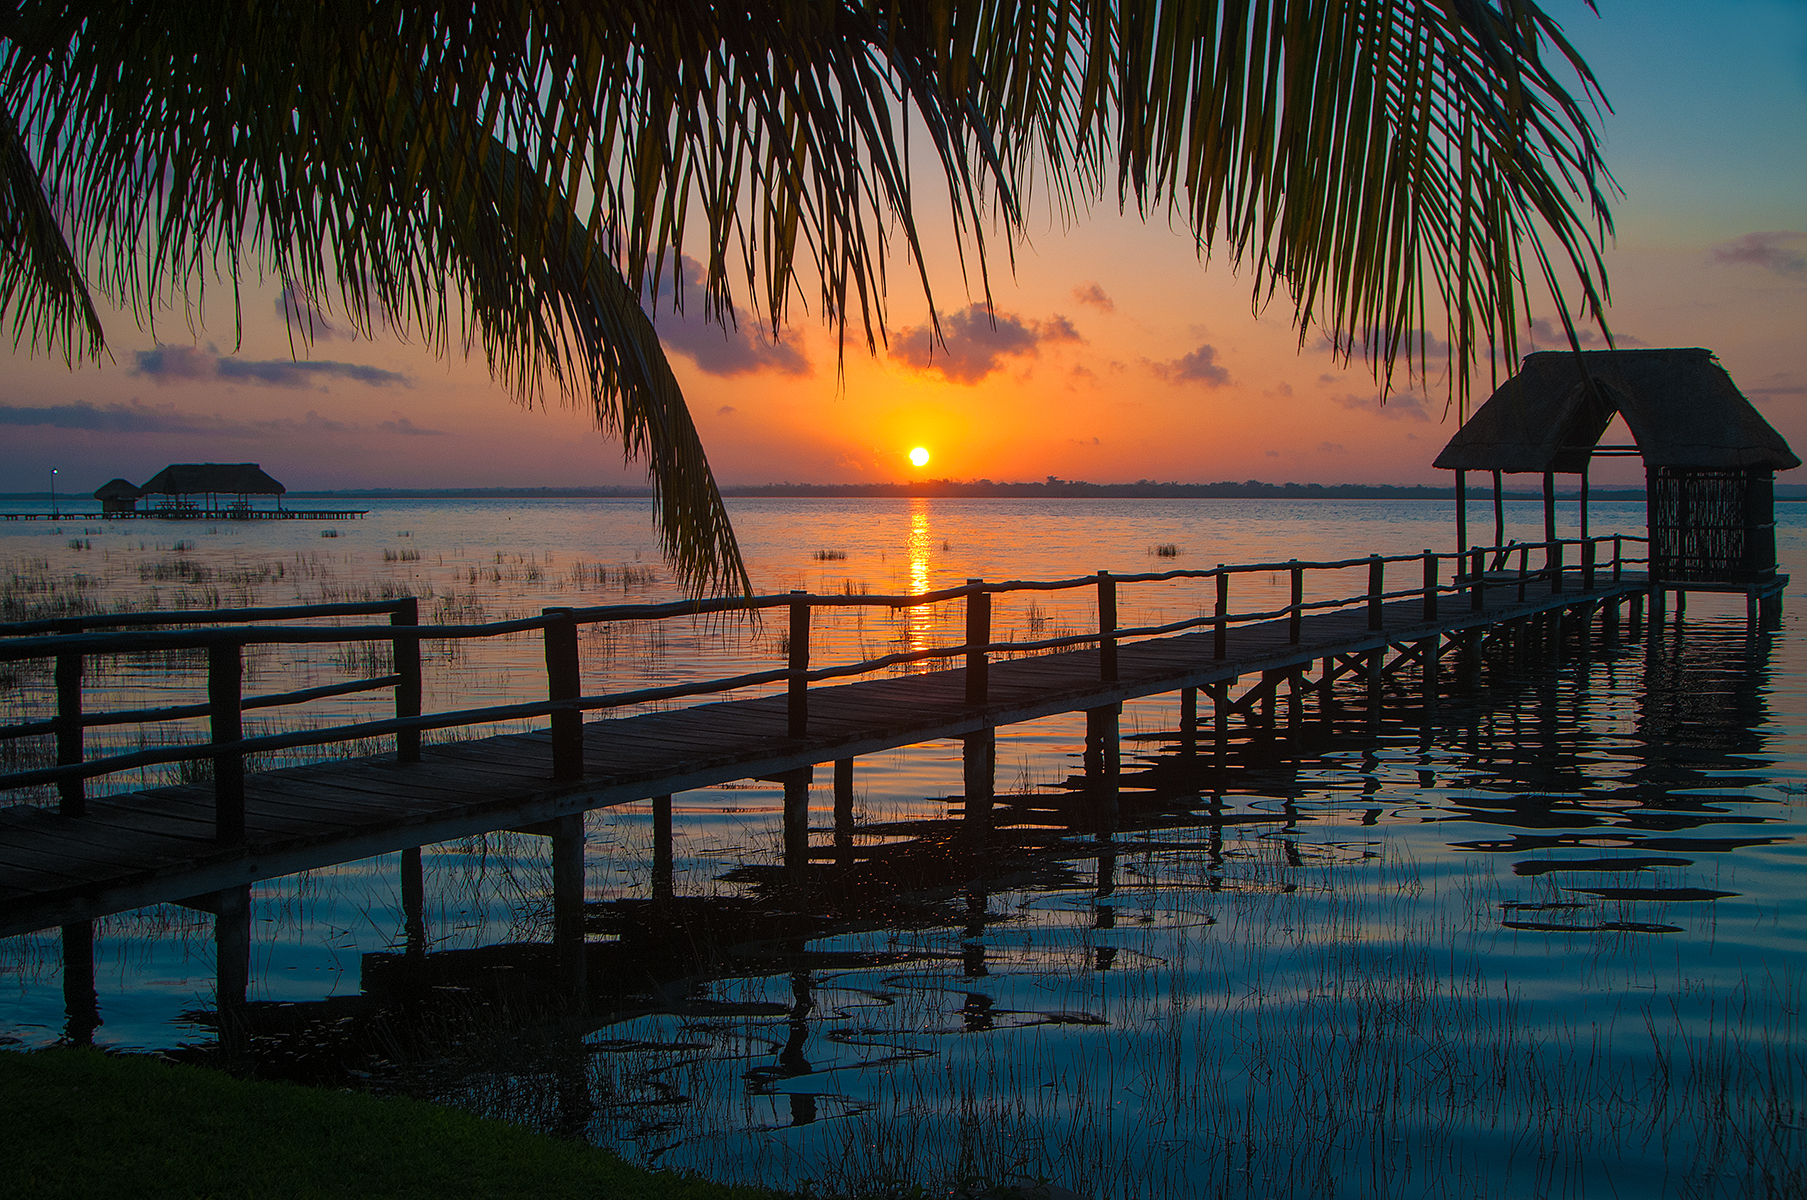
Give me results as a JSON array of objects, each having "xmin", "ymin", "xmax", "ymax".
[{"xmin": 0, "ymin": 574, "xmax": 1647, "ymax": 936}]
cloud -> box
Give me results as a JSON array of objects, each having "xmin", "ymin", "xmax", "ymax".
[
  {"xmin": 1319, "ymin": 441, "xmax": 1346, "ymax": 454},
  {"xmin": 131, "ymin": 344, "xmax": 214, "ymax": 381},
  {"xmin": 1712, "ymin": 231, "xmax": 1806, "ymax": 277},
  {"xmin": 890, "ymin": 304, "xmax": 1078, "ymax": 384},
  {"xmin": 378, "ymin": 416, "xmax": 446, "ymax": 436},
  {"xmin": 648, "ymin": 256, "xmax": 811, "ymax": 378},
  {"xmin": 131, "ymin": 343, "xmax": 410, "ymax": 388},
  {"xmin": 717, "ymin": 405, "xmax": 738, "ymax": 416},
  {"xmin": 276, "ymin": 284, "xmax": 351, "ymax": 341},
  {"xmin": 1332, "ymin": 391, "xmax": 1431, "ymax": 422},
  {"xmin": 1526, "ymin": 318, "xmax": 1646, "ymax": 349},
  {"xmin": 1072, "ymin": 282, "xmax": 1115, "ymax": 313},
  {"xmin": 0, "ymin": 399, "xmax": 439, "ymax": 438},
  {"xmin": 1150, "ymin": 343, "xmax": 1231, "ymax": 387},
  {"xmin": 216, "ymin": 358, "xmax": 410, "ymax": 387}
]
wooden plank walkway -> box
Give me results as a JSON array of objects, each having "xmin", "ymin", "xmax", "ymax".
[{"xmin": 0, "ymin": 573, "xmax": 1649, "ymax": 937}]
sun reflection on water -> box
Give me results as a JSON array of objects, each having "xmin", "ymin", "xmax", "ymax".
[{"xmin": 900, "ymin": 500, "xmax": 935, "ymax": 670}]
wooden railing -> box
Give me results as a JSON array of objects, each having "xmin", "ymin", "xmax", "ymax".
[{"xmin": 0, "ymin": 535, "xmax": 1646, "ymax": 840}]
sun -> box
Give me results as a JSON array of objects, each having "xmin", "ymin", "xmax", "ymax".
[{"xmin": 909, "ymin": 446, "xmax": 930, "ymax": 467}]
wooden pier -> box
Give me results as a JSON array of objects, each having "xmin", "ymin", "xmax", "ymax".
[{"xmin": 0, "ymin": 533, "xmax": 1744, "ymax": 955}]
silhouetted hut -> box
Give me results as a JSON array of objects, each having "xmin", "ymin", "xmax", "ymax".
[
  {"xmin": 1435, "ymin": 347, "xmax": 1797, "ymax": 596},
  {"xmin": 92, "ymin": 478, "xmax": 141, "ymax": 515},
  {"xmin": 138, "ymin": 463, "xmax": 287, "ymax": 514}
]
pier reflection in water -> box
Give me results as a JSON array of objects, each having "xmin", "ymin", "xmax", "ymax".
[{"xmin": 12, "ymin": 615, "xmax": 1806, "ymax": 1199}]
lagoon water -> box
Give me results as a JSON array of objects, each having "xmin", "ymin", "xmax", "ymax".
[{"xmin": 2, "ymin": 496, "xmax": 1804, "ymax": 1198}]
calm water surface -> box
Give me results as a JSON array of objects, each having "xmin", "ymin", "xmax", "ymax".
[{"xmin": 2, "ymin": 497, "xmax": 1803, "ymax": 1198}]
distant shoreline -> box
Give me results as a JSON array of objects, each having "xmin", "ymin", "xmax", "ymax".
[{"xmin": 9, "ymin": 481, "xmax": 1803, "ymax": 501}]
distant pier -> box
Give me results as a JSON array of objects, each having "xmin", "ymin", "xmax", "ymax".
[{"xmin": 4, "ymin": 507, "xmax": 367, "ymax": 521}]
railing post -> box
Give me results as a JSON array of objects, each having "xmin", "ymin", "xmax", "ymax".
[
  {"xmin": 1214, "ymin": 569, "xmax": 1228, "ymax": 660},
  {"xmin": 209, "ymin": 640, "xmax": 245, "ymax": 843},
  {"xmin": 1421, "ymin": 551, "xmax": 1437, "ymax": 622},
  {"xmin": 1097, "ymin": 571, "xmax": 1117, "ymax": 682},
  {"xmin": 964, "ymin": 580, "xmax": 989, "ymax": 704},
  {"xmin": 1470, "ymin": 548, "xmax": 1484, "ymax": 611},
  {"xmin": 54, "ymin": 638, "xmax": 84, "ymax": 817},
  {"xmin": 1367, "ymin": 556, "xmax": 1384, "ymax": 631},
  {"xmin": 542, "ymin": 607, "xmax": 582, "ymax": 781},
  {"xmin": 1613, "ymin": 535, "xmax": 1623, "ymax": 585},
  {"xmin": 391, "ymin": 597, "xmax": 421, "ymax": 763},
  {"xmin": 1582, "ymin": 538, "xmax": 1596, "ymax": 593},
  {"xmin": 788, "ymin": 591, "xmax": 810, "ymax": 738},
  {"xmin": 1550, "ymin": 539, "xmax": 1564, "ymax": 594},
  {"xmin": 1289, "ymin": 562, "xmax": 1304, "ymax": 643}
]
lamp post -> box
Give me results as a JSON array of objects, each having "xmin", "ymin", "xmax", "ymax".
[{"xmin": 50, "ymin": 468, "xmax": 57, "ymax": 518}]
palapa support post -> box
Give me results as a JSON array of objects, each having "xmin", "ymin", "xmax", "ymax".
[
  {"xmin": 61, "ymin": 920, "xmax": 99, "ymax": 1046},
  {"xmin": 1470, "ymin": 548, "xmax": 1484, "ymax": 611},
  {"xmin": 1579, "ymin": 465, "xmax": 1590, "ymax": 541},
  {"xmin": 1550, "ymin": 539, "xmax": 1565, "ymax": 595},
  {"xmin": 652, "ymin": 794, "xmax": 673, "ymax": 906},
  {"xmin": 788, "ymin": 592, "xmax": 810, "ymax": 738},
  {"xmin": 1761, "ymin": 588, "xmax": 1783, "ymax": 630},
  {"xmin": 54, "ymin": 645, "xmax": 84, "ymax": 817},
  {"xmin": 1493, "ymin": 469, "xmax": 1505, "ymax": 547},
  {"xmin": 1213, "ymin": 569, "xmax": 1229, "ymax": 659},
  {"xmin": 965, "ymin": 579, "xmax": 989, "ymax": 704},
  {"xmin": 1455, "ymin": 469, "xmax": 1467, "ymax": 555},
  {"xmin": 1289, "ymin": 562, "xmax": 1304, "ymax": 643},
  {"xmin": 1367, "ymin": 556, "xmax": 1384, "ymax": 631},
  {"xmin": 1518, "ymin": 545, "xmax": 1530, "ymax": 602},
  {"xmin": 401, "ymin": 846, "xmax": 425, "ymax": 955},
  {"xmin": 391, "ymin": 597, "xmax": 422, "ymax": 763},
  {"xmin": 833, "ymin": 759, "xmax": 855, "ymax": 866},
  {"xmin": 783, "ymin": 766, "xmax": 812, "ymax": 885},
  {"xmin": 543, "ymin": 608, "xmax": 583, "ymax": 781},
  {"xmin": 1097, "ymin": 571, "xmax": 1118, "ymax": 682},
  {"xmin": 208, "ymin": 641, "xmax": 245, "ymax": 843},
  {"xmin": 1543, "ymin": 470, "xmax": 1557, "ymax": 546},
  {"xmin": 1421, "ymin": 551, "xmax": 1437, "ymax": 622},
  {"xmin": 214, "ymin": 884, "xmax": 250, "ymax": 1057},
  {"xmin": 1613, "ymin": 534, "xmax": 1623, "ymax": 584},
  {"xmin": 548, "ymin": 813, "xmax": 587, "ymax": 1001}
]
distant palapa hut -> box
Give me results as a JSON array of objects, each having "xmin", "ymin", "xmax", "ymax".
[
  {"xmin": 1435, "ymin": 347, "xmax": 1796, "ymax": 607},
  {"xmin": 92, "ymin": 478, "xmax": 141, "ymax": 515},
  {"xmin": 138, "ymin": 463, "xmax": 287, "ymax": 515}
]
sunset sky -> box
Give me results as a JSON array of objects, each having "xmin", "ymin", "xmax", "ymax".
[{"xmin": 2, "ymin": 0, "xmax": 1803, "ymax": 493}]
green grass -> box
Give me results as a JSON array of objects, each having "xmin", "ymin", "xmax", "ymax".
[{"xmin": 2, "ymin": 1048, "xmax": 775, "ymax": 1199}]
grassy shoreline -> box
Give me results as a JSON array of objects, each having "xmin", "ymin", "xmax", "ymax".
[{"xmin": 2, "ymin": 1047, "xmax": 778, "ymax": 1199}]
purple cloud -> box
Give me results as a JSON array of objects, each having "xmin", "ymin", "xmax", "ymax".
[
  {"xmin": 1072, "ymin": 282, "xmax": 1115, "ymax": 312},
  {"xmin": 891, "ymin": 304, "xmax": 1079, "ymax": 384},
  {"xmin": 1150, "ymin": 343, "xmax": 1231, "ymax": 387},
  {"xmin": 132, "ymin": 344, "xmax": 409, "ymax": 388},
  {"xmin": 646, "ymin": 256, "xmax": 810, "ymax": 378},
  {"xmin": 1712, "ymin": 231, "xmax": 1806, "ymax": 277}
]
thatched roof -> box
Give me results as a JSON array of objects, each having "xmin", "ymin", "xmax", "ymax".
[
  {"xmin": 139, "ymin": 463, "xmax": 287, "ymax": 496},
  {"xmin": 1433, "ymin": 348, "xmax": 1799, "ymax": 473},
  {"xmin": 91, "ymin": 478, "xmax": 140, "ymax": 500}
]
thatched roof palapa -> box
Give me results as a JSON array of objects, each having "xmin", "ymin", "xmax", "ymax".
[
  {"xmin": 91, "ymin": 478, "xmax": 141, "ymax": 500},
  {"xmin": 138, "ymin": 463, "xmax": 287, "ymax": 496},
  {"xmin": 1434, "ymin": 349, "xmax": 1799, "ymax": 474}
]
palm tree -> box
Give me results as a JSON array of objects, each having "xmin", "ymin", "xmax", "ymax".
[{"xmin": 0, "ymin": 2, "xmax": 1613, "ymax": 593}]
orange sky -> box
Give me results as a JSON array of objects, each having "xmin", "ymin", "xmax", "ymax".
[{"xmin": 2, "ymin": 1, "xmax": 1802, "ymax": 493}]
